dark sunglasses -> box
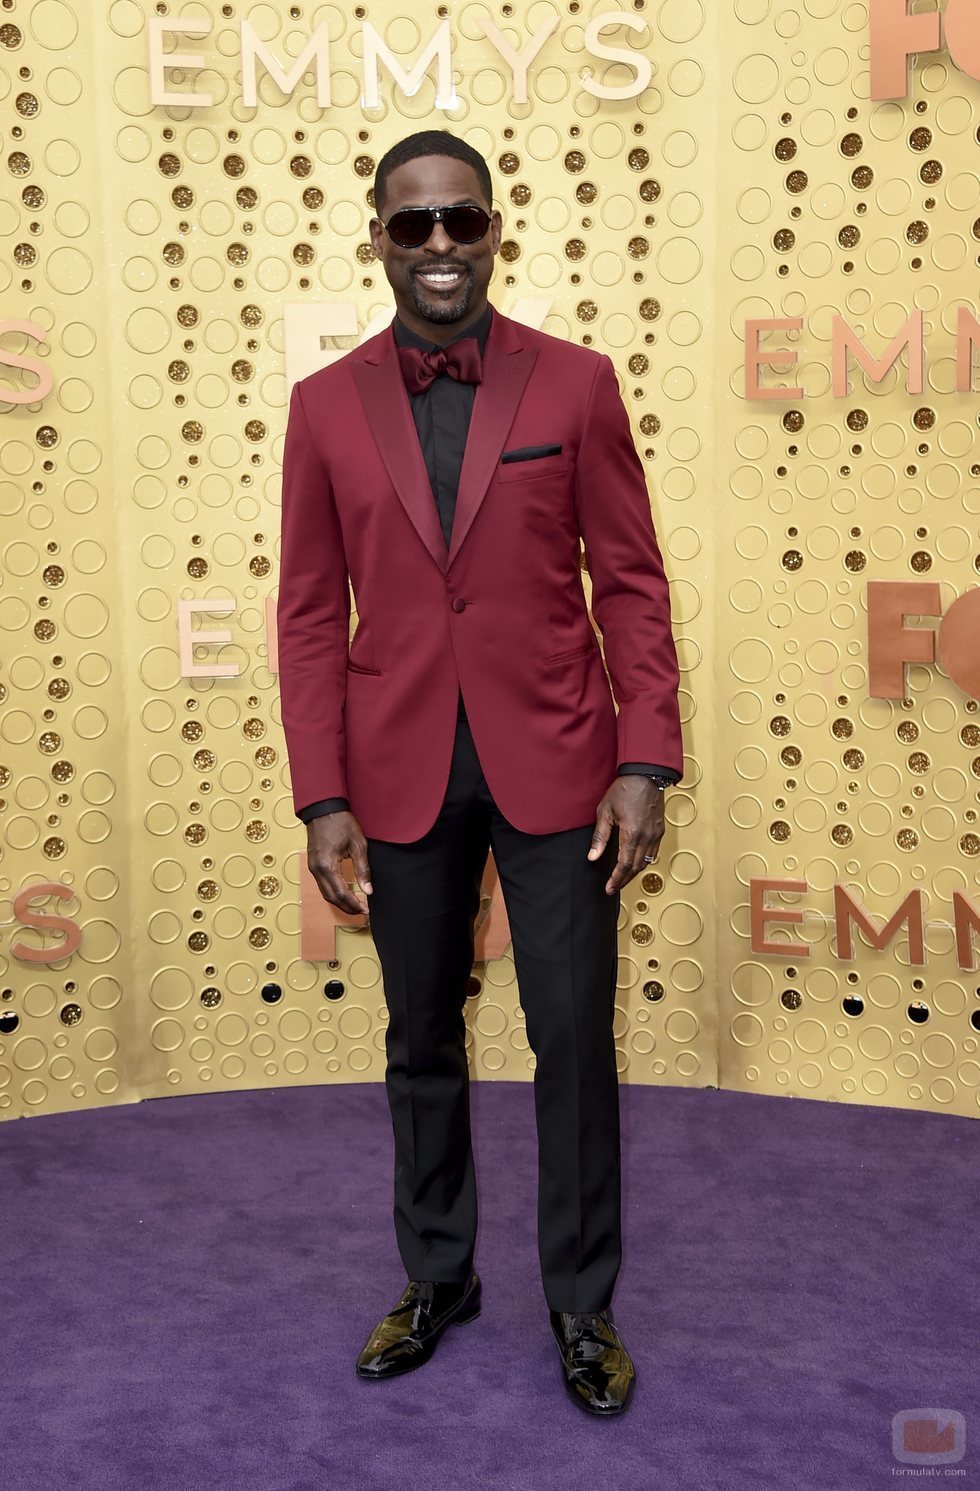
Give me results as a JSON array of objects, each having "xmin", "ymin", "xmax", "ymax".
[{"xmin": 380, "ymin": 203, "xmax": 491, "ymax": 249}]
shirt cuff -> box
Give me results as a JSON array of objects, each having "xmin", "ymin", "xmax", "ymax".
[
  {"xmin": 616, "ymin": 763, "xmax": 681, "ymax": 784},
  {"xmin": 297, "ymin": 797, "xmax": 350, "ymax": 822}
]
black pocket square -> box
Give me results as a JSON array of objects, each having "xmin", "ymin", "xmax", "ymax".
[{"xmin": 500, "ymin": 443, "xmax": 564, "ymax": 463}]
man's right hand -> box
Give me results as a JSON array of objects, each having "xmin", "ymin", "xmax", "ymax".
[{"xmin": 307, "ymin": 811, "xmax": 373, "ymax": 916}]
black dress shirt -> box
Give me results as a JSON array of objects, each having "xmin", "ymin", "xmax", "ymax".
[{"xmin": 297, "ymin": 303, "xmax": 680, "ymax": 822}]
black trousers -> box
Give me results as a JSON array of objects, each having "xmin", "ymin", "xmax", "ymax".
[{"xmin": 364, "ymin": 707, "xmax": 623, "ymax": 1313}]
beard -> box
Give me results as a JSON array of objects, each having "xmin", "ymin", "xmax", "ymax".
[{"xmin": 408, "ymin": 264, "xmax": 478, "ymax": 324}]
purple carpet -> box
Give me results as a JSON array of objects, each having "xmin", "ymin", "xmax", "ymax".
[{"xmin": 4, "ymin": 1080, "xmax": 976, "ymax": 1488}]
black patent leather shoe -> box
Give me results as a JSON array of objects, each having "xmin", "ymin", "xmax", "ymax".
[
  {"xmin": 549, "ymin": 1307, "xmax": 636, "ymax": 1415},
  {"xmin": 355, "ymin": 1271, "xmax": 481, "ymax": 1379}
]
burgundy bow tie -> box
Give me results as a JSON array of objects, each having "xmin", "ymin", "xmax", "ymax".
[{"xmin": 397, "ymin": 338, "xmax": 483, "ymax": 395}]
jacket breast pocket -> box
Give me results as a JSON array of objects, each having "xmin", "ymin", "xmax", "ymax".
[
  {"xmin": 496, "ymin": 444, "xmax": 571, "ymax": 483},
  {"xmin": 347, "ymin": 660, "xmax": 383, "ymax": 676}
]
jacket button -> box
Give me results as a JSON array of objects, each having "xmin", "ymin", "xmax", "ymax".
[{"xmin": 451, "ymin": 598, "xmax": 467, "ymax": 612}]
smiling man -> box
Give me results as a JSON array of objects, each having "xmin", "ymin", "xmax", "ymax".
[{"xmin": 277, "ymin": 129, "xmax": 684, "ymax": 1416}]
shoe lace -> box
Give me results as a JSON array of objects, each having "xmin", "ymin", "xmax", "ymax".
[{"xmin": 563, "ymin": 1310, "xmax": 608, "ymax": 1342}]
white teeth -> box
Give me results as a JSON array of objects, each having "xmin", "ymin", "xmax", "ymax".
[{"xmin": 419, "ymin": 271, "xmax": 462, "ymax": 283}]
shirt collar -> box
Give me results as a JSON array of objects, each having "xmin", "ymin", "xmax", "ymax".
[{"xmin": 393, "ymin": 300, "xmax": 493, "ymax": 356}]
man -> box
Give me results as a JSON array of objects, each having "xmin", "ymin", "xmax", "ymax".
[{"xmin": 277, "ymin": 128, "xmax": 683, "ymax": 1417}]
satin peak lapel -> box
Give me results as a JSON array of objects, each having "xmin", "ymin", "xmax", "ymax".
[
  {"xmin": 349, "ymin": 309, "xmax": 537, "ymax": 575},
  {"xmin": 350, "ymin": 335, "xmax": 447, "ymax": 574},
  {"xmin": 447, "ymin": 312, "xmax": 536, "ymax": 570}
]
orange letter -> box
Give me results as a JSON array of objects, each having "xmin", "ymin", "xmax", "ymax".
[
  {"xmin": 866, "ymin": 580, "xmax": 941, "ymax": 699},
  {"xmin": 744, "ymin": 319, "xmax": 803, "ymax": 401},
  {"xmin": 953, "ymin": 890, "xmax": 980, "ymax": 971},
  {"xmin": 832, "ymin": 311, "xmax": 923, "ymax": 397},
  {"xmin": 750, "ymin": 878, "xmax": 809, "ymax": 958},
  {"xmin": 938, "ymin": 589, "xmax": 980, "ymax": 700},
  {"xmin": 834, "ymin": 883, "xmax": 925, "ymax": 964},
  {"xmin": 177, "ymin": 598, "xmax": 240, "ymax": 678},
  {"xmin": 0, "ymin": 318, "xmax": 54, "ymax": 404},
  {"xmin": 869, "ymin": 0, "xmax": 941, "ymax": 100},
  {"xmin": 956, "ymin": 306, "xmax": 980, "ymax": 393},
  {"xmin": 945, "ymin": 0, "xmax": 980, "ymax": 86},
  {"xmin": 11, "ymin": 882, "xmax": 82, "ymax": 962}
]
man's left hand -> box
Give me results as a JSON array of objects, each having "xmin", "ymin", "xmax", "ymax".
[{"xmin": 588, "ymin": 777, "xmax": 666, "ymax": 895}]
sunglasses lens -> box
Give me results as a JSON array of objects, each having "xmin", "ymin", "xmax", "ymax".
[
  {"xmin": 443, "ymin": 206, "xmax": 490, "ymax": 243},
  {"xmin": 385, "ymin": 206, "xmax": 491, "ymax": 247},
  {"xmin": 386, "ymin": 210, "xmax": 433, "ymax": 248}
]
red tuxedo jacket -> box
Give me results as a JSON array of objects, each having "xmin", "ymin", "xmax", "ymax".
[{"xmin": 277, "ymin": 305, "xmax": 683, "ymax": 843}]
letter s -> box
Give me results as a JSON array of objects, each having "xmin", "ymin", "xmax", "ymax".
[
  {"xmin": 580, "ymin": 11, "xmax": 652, "ymax": 99},
  {"xmin": 0, "ymin": 318, "xmax": 54, "ymax": 405},
  {"xmin": 11, "ymin": 882, "xmax": 82, "ymax": 962}
]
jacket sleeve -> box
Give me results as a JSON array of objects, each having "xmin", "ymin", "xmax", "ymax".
[
  {"xmin": 573, "ymin": 353, "xmax": 684, "ymax": 780},
  {"xmin": 277, "ymin": 379, "xmax": 351, "ymax": 818}
]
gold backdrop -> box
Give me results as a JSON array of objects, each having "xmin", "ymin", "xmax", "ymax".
[{"xmin": 2, "ymin": 0, "xmax": 980, "ymax": 1122}]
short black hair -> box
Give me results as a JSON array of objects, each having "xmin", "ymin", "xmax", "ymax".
[{"xmin": 373, "ymin": 129, "xmax": 493, "ymax": 218}]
